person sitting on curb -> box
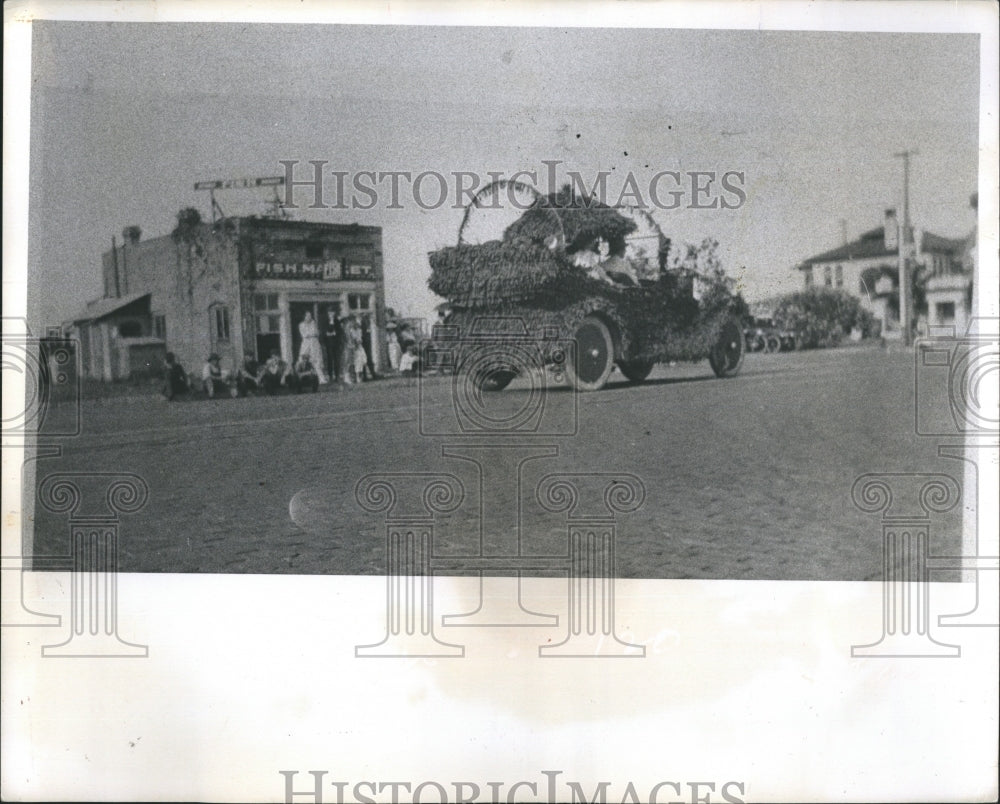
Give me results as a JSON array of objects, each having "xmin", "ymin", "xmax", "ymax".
[
  {"xmin": 202, "ymin": 353, "xmax": 236, "ymax": 398},
  {"xmin": 260, "ymin": 349, "xmax": 292, "ymax": 395},
  {"xmin": 237, "ymin": 352, "xmax": 261, "ymax": 396},
  {"xmin": 398, "ymin": 344, "xmax": 419, "ymax": 376},
  {"xmin": 162, "ymin": 352, "xmax": 190, "ymax": 401},
  {"xmin": 294, "ymin": 353, "xmax": 320, "ymax": 393}
]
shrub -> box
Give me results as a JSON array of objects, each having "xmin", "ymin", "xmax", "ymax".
[{"xmin": 774, "ymin": 287, "xmax": 872, "ymax": 349}]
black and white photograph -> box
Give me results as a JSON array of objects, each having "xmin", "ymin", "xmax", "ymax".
[{"xmin": 3, "ymin": 1, "xmax": 998, "ymax": 802}]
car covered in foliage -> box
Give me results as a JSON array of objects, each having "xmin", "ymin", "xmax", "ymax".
[{"xmin": 425, "ymin": 182, "xmax": 746, "ymax": 392}]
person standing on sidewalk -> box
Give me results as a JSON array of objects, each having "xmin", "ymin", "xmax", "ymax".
[
  {"xmin": 297, "ymin": 311, "xmax": 328, "ymax": 385},
  {"xmin": 323, "ymin": 306, "xmax": 343, "ymax": 382},
  {"xmin": 339, "ymin": 314, "xmax": 357, "ymax": 384},
  {"xmin": 361, "ymin": 315, "xmax": 379, "ymax": 380},
  {"xmin": 386, "ymin": 322, "xmax": 401, "ymax": 371},
  {"xmin": 348, "ymin": 316, "xmax": 367, "ymax": 383}
]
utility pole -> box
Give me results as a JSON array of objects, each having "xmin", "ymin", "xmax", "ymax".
[{"xmin": 893, "ymin": 149, "xmax": 918, "ymax": 346}]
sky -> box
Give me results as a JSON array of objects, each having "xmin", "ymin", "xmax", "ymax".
[{"xmin": 26, "ymin": 22, "xmax": 980, "ymax": 328}]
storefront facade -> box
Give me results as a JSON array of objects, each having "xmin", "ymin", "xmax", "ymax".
[
  {"xmin": 73, "ymin": 217, "xmax": 386, "ymax": 379},
  {"xmin": 240, "ymin": 218, "xmax": 386, "ymax": 370}
]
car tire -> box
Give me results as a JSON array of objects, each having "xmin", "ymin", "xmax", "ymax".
[
  {"xmin": 565, "ymin": 315, "xmax": 616, "ymax": 391},
  {"xmin": 709, "ymin": 317, "xmax": 746, "ymax": 378}
]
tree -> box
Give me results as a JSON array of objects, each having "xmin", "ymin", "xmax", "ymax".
[
  {"xmin": 668, "ymin": 237, "xmax": 747, "ymax": 318},
  {"xmin": 171, "ymin": 207, "xmax": 203, "ymax": 239}
]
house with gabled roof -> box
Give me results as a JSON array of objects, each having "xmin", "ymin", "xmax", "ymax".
[{"xmin": 795, "ymin": 208, "xmax": 970, "ymax": 338}]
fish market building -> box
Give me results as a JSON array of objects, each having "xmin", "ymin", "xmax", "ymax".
[{"xmin": 69, "ymin": 217, "xmax": 387, "ymax": 380}]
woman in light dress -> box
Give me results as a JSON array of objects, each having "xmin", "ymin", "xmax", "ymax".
[
  {"xmin": 297, "ymin": 311, "xmax": 328, "ymax": 384},
  {"xmin": 386, "ymin": 322, "xmax": 401, "ymax": 371}
]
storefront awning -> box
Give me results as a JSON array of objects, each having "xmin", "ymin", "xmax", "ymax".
[{"xmin": 70, "ymin": 293, "xmax": 150, "ymax": 323}]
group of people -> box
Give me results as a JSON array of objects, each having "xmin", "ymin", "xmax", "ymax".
[
  {"xmin": 160, "ymin": 306, "xmax": 424, "ymax": 402},
  {"xmin": 303, "ymin": 308, "xmax": 378, "ymax": 386},
  {"xmin": 570, "ymin": 236, "xmax": 642, "ymax": 286},
  {"xmin": 162, "ymin": 349, "xmax": 325, "ymax": 400}
]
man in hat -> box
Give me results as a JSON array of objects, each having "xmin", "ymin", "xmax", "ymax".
[{"xmin": 202, "ymin": 353, "xmax": 235, "ymax": 398}]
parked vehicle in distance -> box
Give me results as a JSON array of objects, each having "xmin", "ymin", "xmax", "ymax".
[{"xmin": 744, "ymin": 316, "xmax": 797, "ymax": 353}]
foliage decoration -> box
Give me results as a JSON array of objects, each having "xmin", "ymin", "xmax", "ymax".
[{"xmin": 428, "ymin": 183, "xmax": 743, "ymax": 366}]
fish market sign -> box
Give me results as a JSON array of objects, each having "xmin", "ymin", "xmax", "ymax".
[{"xmin": 252, "ymin": 259, "xmax": 342, "ymax": 280}]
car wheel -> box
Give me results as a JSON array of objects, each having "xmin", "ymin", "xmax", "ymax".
[
  {"xmin": 565, "ymin": 315, "xmax": 616, "ymax": 391},
  {"xmin": 709, "ymin": 317, "xmax": 745, "ymax": 378}
]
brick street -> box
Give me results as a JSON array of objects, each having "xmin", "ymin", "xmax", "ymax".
[{"xmin": 28, "ymin": 346, "xmax": 961, "ymax": 579}]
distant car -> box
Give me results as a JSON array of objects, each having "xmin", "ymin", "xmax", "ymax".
[{"xmin": 744, "ymin": 316, "xmax": 796, "ymax": 353}]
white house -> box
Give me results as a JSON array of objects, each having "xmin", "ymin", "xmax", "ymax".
[{"xmin": 795, "ymin": 209, "xmax": 970, "ymax": 338}]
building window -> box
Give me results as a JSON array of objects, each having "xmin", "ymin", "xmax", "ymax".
[
  {"xmin": 348, "ymin": 293, "xmax": 371, "ymax": 312},
  {"xmin": 211, "ymin": 304, "xmax": 231, "ymax": 341},
  {"xmin": 153, "ymin": 315, "xmax": 167, "ymax": 340},
  {"xmin": 823, "ymin": 265, "xmax": 832, "ymax": 287},
  {"xmin": 304, "ymin": 242, "xmax": 325, "ymax": 260},
  {"xmin": 936, "ymin": 301, "xmax": 956, "ymax": 325},
  {"xmin": 254, "ymin": 293, "xmax": 279, "ymax": 312},
  {"xmin": 254, "ymin": 294, "xmax": 281, "ymax": 334},
  {"xmin": 835, "ymin": 265, "xmax": 843, "ymax": 289},
  {"xmin": 119, "ymin": 320, "xmax": 142, "ymax": 338}
]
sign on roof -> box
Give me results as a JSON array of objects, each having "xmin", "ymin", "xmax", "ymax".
[{"xmin": 194, "ymin": 176, "xmax": 285, "ymax": 190}]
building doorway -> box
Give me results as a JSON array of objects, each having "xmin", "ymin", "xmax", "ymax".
[
  {"xmin": 256, "ymin": 332, "xmax": 281, "ymax": 361},
  {"xmin": 289, "ymin": 301, "xmax": 321, "ymax": 361},
  {"xmin": 290, "ymin": 299, "xmax": 343, "ymax": 363}
]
